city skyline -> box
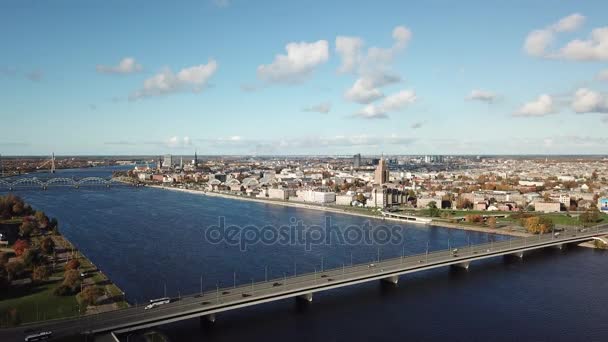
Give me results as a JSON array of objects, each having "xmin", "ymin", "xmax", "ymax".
[{"xmin": 2, "ymin": 0, "xmax": 608, "ymax": 155}]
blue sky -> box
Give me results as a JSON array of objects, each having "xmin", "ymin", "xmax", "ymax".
[{"xmin": 1, "ymin": 0, "xmax": 607, "ymax": 155}]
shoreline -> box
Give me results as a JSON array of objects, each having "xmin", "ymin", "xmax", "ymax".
[{"xmin": 150, "ymin": 185, "xmax": 529, "ymax": 237}]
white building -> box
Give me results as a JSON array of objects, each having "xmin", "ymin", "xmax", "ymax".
[
  {"xmin": 293, "ymin": 189, "xmax": 336, "ymax": 204},
  {"xmin": 336, "ymin": 194, "xmax": 354, "ymax": 206},
  {"xmin": 268, "ymin": 188, "xmax": 289, "ymax": 200}
]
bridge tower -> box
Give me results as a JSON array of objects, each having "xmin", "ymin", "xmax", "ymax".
[{"xmin": 50, "ymin": 153, "xmax": 56, "ymax": 173}]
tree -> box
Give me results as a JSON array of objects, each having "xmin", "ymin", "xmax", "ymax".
[
  {"xmin": 23, "ymin": 248, "xmax": 44, "ymax": 268},
  {"xmin": 579, "ymin": 208, "xmax": 600, "ymax": 227},
  {"xmin": 32, "ymin": 265, "xmax": 51, "ymax": 282},
  {"xmin": 34, "ymin": 211, "xmax": 49, "ymax": 229},
  {"xmin": 522, "ymin": 216, "xmax": 554, "ymax": 234},
  {"xmin": 62, "ymin": 269, "xmax": 81, "ymax": 292},
  {"xmin": 40, "ymin": 236, "xmax": 55, "ymax": 254},
  {"xmin": 49, "ymin": 218, "xmax": 59, "ymax": 232},
  {"xmin": 5, "ymin": 260, "xmax": 24, "ymax": 281},
  {"xmin": 11, "ymin": 201, "xmax": 24, "ymax": 217},
  {"xmin": 427, "ymin": 201, "xmax": 440, "ymax": 217},
  {"xmin": 487, "ymin": 216, "xmax": 497, "ymax": 229},
  {"xmin": 80, "ymin": 286, "xmax": 103, "ymax": 306},
  {"xmin": 456, "ymin": 198, "xmax": 473, "ymax": 210},
  {"xmin": 19, "ymin": 220, "xmax": 36, "ymax": 238},
  {"xmin": 465, "ymin": 214, "xmax": 483, "ymax": 223},
  {"xmin": 64, "ymin": 259, "xmax": 80, "ymax": 271},
  {"xmin": 12, "ymin": 239, "xmax": 29, "ymax": 257}
]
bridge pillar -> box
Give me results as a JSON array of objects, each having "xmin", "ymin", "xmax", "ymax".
[
  {"xmin": 506, "ymin": 251, "xmax": 524, "ymax": 259},
  {"xmin": 381, "ymin": 275, "xmax": 399, "ymax": 285},
  {"xmin": 451, "ymin": 261, "xmax": 470, "ymax": 270},
  {"xmin": 297, "ymin": 293, "xmax": 313, "ymax": 303},
  {"xmin": 203, "ymin": 313, "xmax": 216, "ymax": 323}
]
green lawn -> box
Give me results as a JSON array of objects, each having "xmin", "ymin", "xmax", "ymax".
[
  {"xmin": 540, "ymin": 213, "xmax": 608, "ymax": 226},
  {"xmin": 0, "ymin": 281, "xmax": 80, "ymax": 326}
]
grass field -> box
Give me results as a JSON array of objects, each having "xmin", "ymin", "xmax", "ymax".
[{"xmin": 0, "ymin": 278, "xmax": 80, "ymax": 325}]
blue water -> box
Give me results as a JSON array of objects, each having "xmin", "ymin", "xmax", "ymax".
[{"xmin": 3, "ymin": 167, "xmax": 607, "ymax": 341}]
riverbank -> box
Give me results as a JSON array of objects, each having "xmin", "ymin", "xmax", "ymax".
[
  {"xmin": 152, "ymin": 185, "xmax": 529, "ymax": 237},
  {"xmin": 0, "ymin": 198, "xmax": 129, "ymax": 327}
]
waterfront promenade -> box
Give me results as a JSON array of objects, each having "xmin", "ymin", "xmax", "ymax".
[{"xmin": 155, "ymin": 185, "xmax": 531, "ymax": 237}]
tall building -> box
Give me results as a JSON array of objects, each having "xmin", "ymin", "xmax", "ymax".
[
  {"xmin": 353, "ymin": 153, "xmax": 361, "ymax": 168},
  {"xmin": 163, "ymin": 154, "xmax": 172, "ymax": 169},
  {"xmin": 374, "ymin": 158, "xmax": 389, "ymax": 184}
]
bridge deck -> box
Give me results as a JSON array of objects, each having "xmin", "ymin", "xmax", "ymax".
[{"xmin": 1, "ymin": 225, "xmax": 606, "ymax": 340}]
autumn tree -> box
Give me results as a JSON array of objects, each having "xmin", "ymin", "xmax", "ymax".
[
  {"xmin": 34, "ymin": 211, "xmax": 49, "ymax": 229},
  {"xmin": 80, "ymin": 286, "xmax": 103, "ymax": 306},
  {"xmin": 355, "ymin": 193, "xmax": 366, "ymax": 204},
  {"xmin": 23, "ymin": 248, "xmax": 44, "ymax": 268},
  {"xmin": 32, "ymin": 265, "xmax": 51, "ymax": 283},
  {"xmin": 465, "ymin": 214, "xmax": 483, "ymax": 223},
  {"xmin": 522, "ymin": 216, "xmax": 554, "ymax": 234},
  {"xmin": 40, "ymin": 236, "xmax": 55, "ymax": 254},
  {"xmin": 61, "ymin": 269, "xmax": 81, "ymax": 292},
  {"xmin": 64, "ymin": 259, "xmax": 80, "ymax": 271},
  {"xmin": 19, "ymin": 219, "xmax": 36, "ymax": 238},
  {"xmin": 12, "ymin": 239, "xmax": 29, "ymax": 257}
]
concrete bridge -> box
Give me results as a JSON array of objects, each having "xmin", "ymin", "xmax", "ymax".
[{"xmin": 1, "ymin": 225, "xmax": 607, "ymax": 341}]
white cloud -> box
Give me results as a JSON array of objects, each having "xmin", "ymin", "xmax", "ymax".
[
  {"xmin": 335, "ymin": 36, "xmax": 364, "ymax": 73},
  {"xmin": 355, "ymin": 89, "xmax": 416, "ymax": 119},
  {"xmin": 257, "ymin": 40, "xmax": 329, "ymax": 83},
  {"xmin": 556, "ymin": 27, "xmax": 608, "ymax": 61},
  {"xmin": 303, "ymin": 102, "xmax": 331, "ymax": 114},
  {"xmin": 571, "ymin": 88, "xmax": 608, "ymax": 113},
  {"xmin": 130, "ymin": 60, "xmax": 218, "ymax": 99},
  {"xmin": 514, "ymin": 94, "xmax": 554, "ymax": 117},
  {"xmin": 344, "ymin": 73, "xmax": 402, "ymax": 104},
  {"xmin": 523, "ymin": 13, "xmax": 586, "ymax": 57},
  {"xmin": 524, "ymin": 14, "xmax": 608, "ymax": 61},
  {"xmin": 97, "ymin": 57, "xmax": 142, "ymax": 74},
  {"xmin": 524, "ymin": 29, "xmax": 554, "ymax": 57},
  {"xmin": 345, "ymin": 78, "xmax": 384, "ymax": 104},
  {"xmin": 202, "ymin": 134, "xmax": 416, "ymax": 153},
  {"xmin": 466, "ymin": 89, "xmax": 497, "ymax": 103},
  {"xmin": 553, "ymin": 13, "xmax": 586, "ymax": 32},
  {"xmin": 167, "ymin": 136, "xmax": 192, "ymax": 148},
  {"xmin": 597, "ymin": 69, "xmax": 608, "ymax": 81},
  {"xmin": 337, "ymin": 26, "xmax": 412, "ymax": 105}
]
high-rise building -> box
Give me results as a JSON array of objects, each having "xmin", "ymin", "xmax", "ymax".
[
  {"xmin": 374, "ymin": 158, "xmax": 389, "ymax": 184},
  {"xmin": 353, "ymin": 153, "xmax": 361, "ymax": 168},
  {"xmin": 163, "ymin": 154, "xmax": 172, "ymax": 169}
]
